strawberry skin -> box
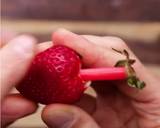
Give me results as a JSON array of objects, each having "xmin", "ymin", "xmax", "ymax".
[{"xmin": 17, "ymin": 45, "xmax": 86, "ymax": 104}]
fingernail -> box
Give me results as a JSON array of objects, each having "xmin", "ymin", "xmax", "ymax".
[
  {"xmin": 11, "ymin": 35, "xmax": 37, "ymax": 54},
  {"xmin": 7, "ymin": 35, "xmax": 37, "ymax": 60},
  {"xmin": 45, "ymin": 110, "xmax": 75, "ymax": 128}
]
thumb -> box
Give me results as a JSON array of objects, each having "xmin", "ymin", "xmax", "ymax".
[
  {"xmin": 0, "ymin": 35, "xmax": 37, "ymax": 100},
  {"xmin": 42, "ymin": 104, "xmax": 100, "ymax": 128}
]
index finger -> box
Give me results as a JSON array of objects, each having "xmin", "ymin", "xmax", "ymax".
[{"xmin": 52, "ymin": 29, "xmax": 160, "ymax": 102}]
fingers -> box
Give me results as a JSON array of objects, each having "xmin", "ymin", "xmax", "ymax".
[
  {"xmin": 52, "ymin": 29, "xmax": 160, "ymax": 102},
  {"xmin": 1, "ymin": 94, "xmax": 37, "ymax": 127},
  {"xmin": 0, "ymin": 35, "xmax": 37, "ymax": 100},
  {"xmin": 83, "ymin": 35, "xmax": 160, "ymax": 102},
  {"xmin": 42, "ymin": 104, "xmax": 100, "ymax": 128},
  {"xmin": 74, "ymin": 93, "xmax": 96, "ymax": 114},
  {"xmin": 53, "ymin": 29, "xmax": 103, "ymax": 67},
  {"xmin": 53, "ymin": 29, "xmax": 124, "ymax": 67},
  {"xmin": 82, "ymin": 35, "xmax": 128, "ymax": 50}
]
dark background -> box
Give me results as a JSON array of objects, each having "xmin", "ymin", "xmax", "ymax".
[{"xmin": 2, "ymin": 0, "xmax": 160, "ymax": 21}]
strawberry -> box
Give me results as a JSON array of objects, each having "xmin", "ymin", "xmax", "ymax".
[
  {"xmin": 16, "ymin": 45, "xmax": 86, "ymax": 104},
  {"xmin": 17, "ymin": 44, "xmax": 145, "ymax": 105}
]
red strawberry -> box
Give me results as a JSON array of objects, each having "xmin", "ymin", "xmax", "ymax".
[
  {"xmin": 17, "ymin": 43, "xmax": 145, "ymax": 105},
  {"xmin": 17, "ymin": 45, "xmax": 86, "ymax": 104}
]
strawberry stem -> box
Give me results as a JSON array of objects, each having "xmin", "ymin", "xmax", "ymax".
[
  {"xmin": 80, "ymin": 67, "xmax": 127, "ymax": 81},
  {"xmin": 79, "ymin": 49, "xmax": 145, "ymax": 90}
]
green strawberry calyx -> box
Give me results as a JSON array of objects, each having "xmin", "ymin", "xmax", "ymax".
[{"xmin": 112, "ymin": 48, "xmax": 146, "ymax": 89}]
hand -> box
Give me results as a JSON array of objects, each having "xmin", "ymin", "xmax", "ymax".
[
  {"xmin": 42, "ymin": 29, "xmax": 160, "ymax": 128},
  {"xmin": 0, "ymin": 35, "xmax": 39, "ymax": 127}
]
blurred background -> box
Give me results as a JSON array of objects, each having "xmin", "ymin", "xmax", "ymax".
[{"xmin": 1, "ymin": 0, "xmax": 160, "ymax": 127}]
